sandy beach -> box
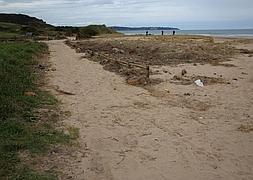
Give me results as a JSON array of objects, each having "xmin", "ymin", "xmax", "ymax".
[{"xmin": 44, "ymin": 35, "xmax": 253, "ymax": 180}]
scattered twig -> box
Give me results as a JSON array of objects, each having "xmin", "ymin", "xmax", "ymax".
[{"xmin": 54, "ymin": 85, "xmax": 76, "ymax": 95}]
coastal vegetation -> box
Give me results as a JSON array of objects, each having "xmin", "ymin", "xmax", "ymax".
[
  {"xmin": 0, "ymin": 41, "xmax": 75, "ymax": 179},
  {"xmin": 0, "ymin": 13, "xmax": 118, "ymax": 40},
  {"xmin": 0, "ymin": 13, "xmax": 118, "ymax": 179}
]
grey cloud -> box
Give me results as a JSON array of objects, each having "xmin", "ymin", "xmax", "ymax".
[{"xmin": 0, "ymin": 0, "xmax": 253, "ymax": 29}]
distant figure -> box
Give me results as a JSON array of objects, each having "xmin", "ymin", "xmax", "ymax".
[
  {"xmin": 172, "ymin": 30, "xmax": 176, "ymax": 36},
  {"xmin": 146, "ymin": 31, "xmax": 149, "ymax": 36},
  {"xmin": 161, "ymin": 31, "xmax": 164, "ymax": 35}
]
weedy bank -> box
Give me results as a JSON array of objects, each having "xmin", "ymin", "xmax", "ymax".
[
  {"xmin": 0, "ymin": 42, "xmax": 75, "ymax": 179},
  {"xmin": 66, "ymin": 35, "xmax": 237, "ymax": 85}
]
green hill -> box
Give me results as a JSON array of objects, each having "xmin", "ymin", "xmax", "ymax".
[
  {"xmin": 0, "ymin": 14, "xmax": 55, "ymax": 39},
  {"xmin": 0, "ymin": 13, "xmax": 118, "ymax": 40},
  {"xmin": 0, "ymin": 13, "xmax": 53, "ymax": 28}
]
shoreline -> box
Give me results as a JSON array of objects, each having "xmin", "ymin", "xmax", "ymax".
[
  {"xmin": 118, "ymin": 29, "xmax": 253, "ymax": 38},
  {"xmin": 118, "ymin": 33, "xmax": 253, "ymax": 39}
]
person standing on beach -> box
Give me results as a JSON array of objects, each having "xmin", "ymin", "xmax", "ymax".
[
  {"xmin": 161, "ymin": 30, "xmax": 164, "ymax": 35},
  {"xmin": 146, "ymin": 31, "xmax": 149, "ymax": 36},
  {"xmin": 173, "ymin": 30, "xmax": 176, "ymax": 35}
]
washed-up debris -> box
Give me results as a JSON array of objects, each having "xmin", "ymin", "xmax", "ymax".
[
  {"xmin": 171, "ymin": 75, "xmax": 192, "ymax": 85},
  {"xmin": 67, "ymin": 36, "xmax": 236, "ymax": 67},
  {"xmin": 238, "ymin": 124, "xmax": 253, "ymax": 133},
  {"xmin": 181, "ymin": 69, "xmax": 187, "ymax": 76},
  {"xmin": 76, "ymin": 48, "xmax": 82, "ymax": 53},
  {"xmin": 56, "ymin": 89, "xmax": 75, "ymax": 95},
  {"xmin": 127, "ymin": 78, "xmax": 142, "ymax": 86},
  {"xmin": 173, "ymin": 75, "xmax": 182, "ymax": 81},
  {"xmin": 65, "ymin": 36, "xmax": 237, "ymax": 88},
  {"xmin": 194, "ymin": 79, "xmax": 204, "ymax": 87},
  {"xmin": 140, "ymin": 132, "xmax": 152, "ymax": 137},
  {"xmin": 54, "ymin": 86, "xmax": 75, "ymax": 95},
  {"xmin": 171, "ymin": 75, "xmax": 227, "ymax": 86},
  {"xmin": 239, "ymin": 48, "xmax": 253, "ymax": 54},
  {"xmin": 87, "ymin": 50, "xmax": 94, "ymax": 56},
  {"xmin": 112, "ymin": 47, "xmax": 125, "ymax": 54},
  {"xmin": 164, "ymin": 89, "xmax": 170, "ymax": 93},
  {"xmin": 24, "ymin": 91, "xmax": 36, "ymax": 97},
  {"xmin": 37, "ymin": 64, "xmax": 46, "ymax": 70}
]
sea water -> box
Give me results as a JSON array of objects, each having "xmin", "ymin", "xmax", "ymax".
[{"xmin": 119, "ymin": 29, "xmax": 253, "ymax": 37}]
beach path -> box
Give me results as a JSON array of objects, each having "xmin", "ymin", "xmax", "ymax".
[{"xmin": 45, "ymin": 39, "xmax": 253, "ymax": 180}]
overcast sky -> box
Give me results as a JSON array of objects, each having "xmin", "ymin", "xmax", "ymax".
[{"xmin": 0, "ymin": 0, "xmax": 253, "ymax": 29}]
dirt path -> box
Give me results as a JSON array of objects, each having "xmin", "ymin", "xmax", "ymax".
[{"xmin": 46, "ymin": 40, "xmax": 253, "ymax": 180}]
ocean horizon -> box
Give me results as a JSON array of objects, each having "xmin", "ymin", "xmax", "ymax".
[{"xmin": 119, "ymin": 29, "xmax": 253, "ymax": 37}]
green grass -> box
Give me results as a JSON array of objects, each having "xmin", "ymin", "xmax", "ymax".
[
  {"xmin": 81, "ymin": 25, "xmax": 116, "ymax": 35},
  {"xmin": 0, "ymin": 20, "xmax": 119, "ymax": 40},
  {"xmin": 78, "ymin": 25, "xmax": 118, "ymax": 38},
  {"xmin": 0, "ymin": 31, "xmax": 20, "ymax": 39},
  {"xmin": 0, "ymin": 21, "xmax": 51, "ymax": 39},
  {"xmin": 0, "ymin": 42, "xmax": 73, "ymax": 179},
  {"xmin": 0, "ymin": 22, "xmax": 22, "ymax": 32},
  {"xmin": 0, "ymin": 22, "xmax": 22, "ymax": 39}
]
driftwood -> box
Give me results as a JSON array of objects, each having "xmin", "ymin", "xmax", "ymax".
[
  {"xmin": 54, "ymin": 85, "xmax": 75, "ymax": 95},
  {"xmin": 98, "ymin": 54, "xmax": 150, "ymax": 78},
  {"xmin": 55, "ymin": 89, "xmax": 75, "ymax": 95},
  {"xmin": 65, "ymin": 40, "xmax": 150, "ymax": 79}
]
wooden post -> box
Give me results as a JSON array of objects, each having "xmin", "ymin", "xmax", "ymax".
[{"xmin": 146, "ymin": 66, "xmax": 150, "ymax": 78}]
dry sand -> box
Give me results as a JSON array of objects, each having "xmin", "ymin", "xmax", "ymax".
[{"xmin": 45, "ymin": 37, "xmax": 253, "ymax": 180}]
